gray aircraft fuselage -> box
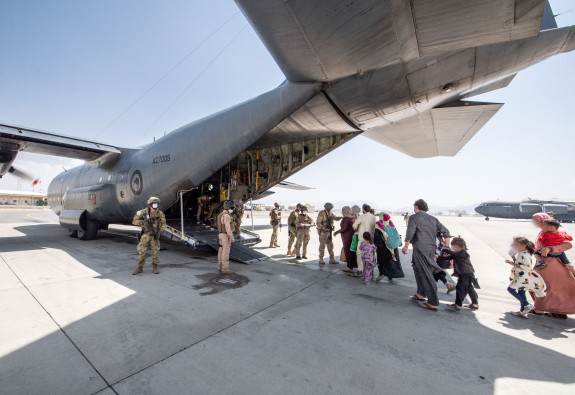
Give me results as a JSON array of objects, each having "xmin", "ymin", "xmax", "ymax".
[
  {"xmin": 475, "ymin": 200, "xmax": 575, "ymax": 222},
  {"xmin": 35, "ymin": 1, "xmax": 574, "ymax": 239}
]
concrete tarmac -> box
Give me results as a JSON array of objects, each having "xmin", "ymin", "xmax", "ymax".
[{"xmin": 0, "ymin": 208, "xmax": 574, "ymax": 395}]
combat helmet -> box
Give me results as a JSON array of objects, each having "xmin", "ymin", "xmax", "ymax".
[
  {"xmin": 300, "ymin": 206, "xmax": 308, "ymax": 213},
  {"xmin": 223, "ymin": 200, "xmax": 236, "ymax": 210},
  {"xmin": 324, "ymin": 202, "xmax": 334, "ymax": 211},
  {"xmin": 147, "ymin": 196, "xmax": 160, "ymax": 205}
]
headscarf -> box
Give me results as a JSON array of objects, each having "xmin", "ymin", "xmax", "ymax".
[
  {"xmin": 351, "ymin": 205, "xmax": 361, "ymax": 219},
  {"xmin": 533, "ymin": 212, "xmax": 552, "ymax": 250},
  {"xmin": 376, "ymin": 213, "xmax": 395, "ymax": 231},
  {"xmin": 342, "ymin": 206, "xmax": 353, "ymax": 218}
]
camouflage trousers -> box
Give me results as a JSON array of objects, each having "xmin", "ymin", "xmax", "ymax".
[
  {"xmin": 288, "ymin": 226, "xmax": 297, "ymax": 250},
  {"xmin": 270, "ymin": 224, "xmax": 279, "ymax": 246},
  {"xmin": 137, "ymin": 233, "xmax": 160, "ymax": 266},
  {"xmin": 318, "ymin": 231, "xmax": 334, "ymax": 259},
  {"xmin": 294, "ymin": 230, "xmax": 310, "ymax": 257}
]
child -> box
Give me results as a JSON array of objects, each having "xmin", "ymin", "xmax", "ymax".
[
  {"xmin": 437, "ymin": 237, "xmax": 479, "ymax": 311},
  {"xmin": 435, "ymin": 231, "xmax": 455, "ymax": 294},
  {"xmin": 534, "ymin": 219, "xmax": 572, "ymax": 269},
  {"xmin": 506, "ymin": 237, "xmax": 547, "ymax": 317},
  {"xmin": 359, "ymin": 232, "xmax": 376, "ymax": 285}
]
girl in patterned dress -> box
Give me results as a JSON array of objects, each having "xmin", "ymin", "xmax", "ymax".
[
  {"xmin": 359, "ymin": 232, "xmax": 377, "ymax": 284},
  {"xmin": 506, "ymin": 237, "xmax": 547, "ymax": 317}
]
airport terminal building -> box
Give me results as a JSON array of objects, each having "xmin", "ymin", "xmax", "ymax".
[{"xmin": 0, "ymin": 190, "xmax": 46, "ymax": 206}]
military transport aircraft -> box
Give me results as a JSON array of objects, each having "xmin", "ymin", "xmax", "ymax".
[
  {"xmin": 475, "ymin": 199, "xmax": 575, "ymax": 222},
  {"xmin": 1, "ymin": 1, "xmax": 574, "ymax": 256}
]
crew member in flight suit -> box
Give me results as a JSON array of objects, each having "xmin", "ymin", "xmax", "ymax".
[
  {"xmin": 217, "ymin": 200, "xmax": 236, "ymax": 275},
  {"xmin": 197, "ymin": 194, "xmax": 212, "ymax": 223},
  {"xmin": 132, "ymin": 196, "xmax": 166, "ymax": 275},
  {"xmin": 269, "ymin": 202, "xmax": 281, "ymax": 248},
  {"xmin": 316, "ymin": 202, "xmax": 342, "ymax": 264},
  {"xmin": 287, "ymin": 203, "xmax": 302, "ymax": 256},
  {"xmin": 295, "ymin": 206, "xmax": 315, "ymax": 260}
]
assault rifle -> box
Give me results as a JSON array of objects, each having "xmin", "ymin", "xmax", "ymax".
[{"xmin": 144, "ymin": 211, "xmax": 159, "ymax": 240}]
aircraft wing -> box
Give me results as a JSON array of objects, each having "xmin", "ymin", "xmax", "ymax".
[
  {"xmin": 275, "ymin": 181, "xmax": 314, "ymax": 191},
  {"xmin": 362, "ymin": 101, "xmax": 503, "ymax": 158},
  {"xmin": 0, "ymin": 123, "xmax": 122, "ymax": 161},
  {"xmin": 235, "ymin": 0, "xmax": 547, "ymax": 82}
]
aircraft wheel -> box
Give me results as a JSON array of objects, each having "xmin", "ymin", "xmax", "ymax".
[
  {"xmin": 68, "ymin": 229, "xmax": 78, "ymax": 238},
  {"xmin": 78, "ymin": 220, "xmax": 98, "ymax": 240},
  {"xmin": 485, "ymin": 217, "xmax": 490, "ymax": 221}
]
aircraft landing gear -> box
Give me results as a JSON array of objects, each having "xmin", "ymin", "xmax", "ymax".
[
  {"xmin": 77, "ymin": 219, "xmax": 98, "ymax": 240},
  {"xmin": 68, "ymin": 229, "xmax": 78, "ymax": 238},
  {"xmin": 484, "ymin": 217, "xmax": 490, "ymax": 221}
]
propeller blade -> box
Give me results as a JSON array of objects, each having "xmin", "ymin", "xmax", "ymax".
[{"xmin": 8, "ymin": 166, "xmax": 41, "ymax": 186}]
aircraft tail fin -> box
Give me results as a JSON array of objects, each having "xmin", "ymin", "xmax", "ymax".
[{"xmin": 541, "ymin": 1, "xmax": 558, "ymax": 30}]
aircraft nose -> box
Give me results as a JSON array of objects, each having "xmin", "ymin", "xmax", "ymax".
[{"xmin": 475, "ymin": 205, "xmax": 484, "ymax": 215}]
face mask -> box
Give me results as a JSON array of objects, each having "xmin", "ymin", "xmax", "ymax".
[
  {"xmin": 228, "ymin": 209, "xmax": 234, "ymax": 214},
  {"xmin": 508, "ymin": 246, "xmax": 517, "ymax": 256},
  {"xmin": 302, "ymin": 211, "xmax": 307, "ymax": 215},
  {"xmin": 151, "ymin": 203, "xmax": 158, "ymax": 209}
]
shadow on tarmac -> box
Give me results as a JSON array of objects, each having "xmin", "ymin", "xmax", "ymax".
[{"xmin": 1, "ymin": 223, "xmax": 575, "ymax": 394}]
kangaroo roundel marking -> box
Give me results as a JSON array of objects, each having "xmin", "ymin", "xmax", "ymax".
[{"xmin": 130, "ymin": 170, "xmax": 143, "ymax": 195}]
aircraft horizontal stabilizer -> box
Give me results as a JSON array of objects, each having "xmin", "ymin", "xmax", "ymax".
[{"xmin": 362, "ymin": 101, "xmax": 503, "ymax": 158}]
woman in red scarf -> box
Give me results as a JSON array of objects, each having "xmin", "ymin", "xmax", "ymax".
[
  {"xmin": 374, "ymin": 213, "xmax": 404, "ymax": 282},
  {"xmin": 531, "ymin": 213, "xmax": 575, "ymax": 318}
]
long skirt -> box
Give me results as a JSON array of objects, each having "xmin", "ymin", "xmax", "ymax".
[
  {"xmin": 412, "ymin": 248, "xmax": 441, "ymax": 306},
  {"xmin": 532, "ymin": 257, "xmax": 575, "ymax": 314},
  {"xmin": 376, "ymin": 246, "xmax": 404, "ymax": 279}
]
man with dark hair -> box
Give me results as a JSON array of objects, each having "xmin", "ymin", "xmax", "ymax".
[
  {"xmin": 413, "ymin": 199, "xmax": 429, "ymax": 212},
  {"xmin": 402, "ymin": 199, "xmax": 450, "ymax": 311}
]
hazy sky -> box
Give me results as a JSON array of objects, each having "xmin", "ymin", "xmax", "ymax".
[{"xmin": 1, "ymin": 1, "xmax": 574, "ymax": 211}]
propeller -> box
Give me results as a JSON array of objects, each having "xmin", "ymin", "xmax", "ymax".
[{"xmin": 8, "ymin": 166, "xmax": 41, "ymax": 186}]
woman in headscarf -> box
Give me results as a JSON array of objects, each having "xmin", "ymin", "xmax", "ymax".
[
  {"xmin": 334, "ymin": 206, "xmax": 357, "ymax": 272},
  {"xmin": 374, "ymin": 213, "xmax": 405, "ymax": 282},
  {"xmin": 530, "ymin": 213, "xmax": 575, "ymax": 318}
]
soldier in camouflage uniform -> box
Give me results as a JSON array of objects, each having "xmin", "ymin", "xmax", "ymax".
[
  {"xmin": 295, "ymin": 206, "xmax": 315, "ymax": 260},
  {"xmin": 232, "ymin": 199, "xmax": 244, "ymax": 237},
  {"xmin": 269, "ymin": 202, "xmax": 281, "ymax": 248},
  {"xmin": 316, "ymin": 202, "xmax": 342, "ymax": 264},
  {"xmin": 286, "ymin": 203, "xmax": 302, "ymax": 256},
  {"xmin": 132, "ymin": 197, "xmax": 166, "ymax": 275}
]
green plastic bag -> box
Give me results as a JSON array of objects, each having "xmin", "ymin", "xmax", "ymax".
[{"xmin": 350, "ymin": 234, "xmax": 359, "ymax": 252}]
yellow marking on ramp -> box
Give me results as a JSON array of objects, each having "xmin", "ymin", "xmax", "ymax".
[{"xmin": 26, "ymin": 213, "xmax": 53, "ymax": 223}]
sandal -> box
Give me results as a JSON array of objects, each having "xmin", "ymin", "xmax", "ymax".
[
  {"xmin": 446, "ymin": 303, "xmax": 460, "ymax": 311},
  {"xmin": 512, "ymin": 311, "xmax": 527, "ymax": 318},
  {"xmin": 418, "ymin": 302, "xmax": 437, "ymax": 311},
  {"xmin": 551, "ymin": 313, "xmax": 568, "ymax": 320},
  {"xmin": 341, "ymin": 267, "xmax": 353, "ymax": 272},
  {"xmin": 411, "ymin": 295, "xmax": 426, "ymax": 301},
  {"xmin": 464, "ymin": 304, "xmax": 479, "ymax": 310}
]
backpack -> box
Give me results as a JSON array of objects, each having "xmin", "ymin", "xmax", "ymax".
[{"xmin": 384, "ymin": 223, "xmax": 402, "ymax": 249}]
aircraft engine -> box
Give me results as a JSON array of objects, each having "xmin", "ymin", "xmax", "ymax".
[
  {"xmin": 542, "ymin": 204, "xmax": 570, "ymax": 215},
  {"xmin": 519, "ymin": 203, "xmax": 542, "ymax": 213}
]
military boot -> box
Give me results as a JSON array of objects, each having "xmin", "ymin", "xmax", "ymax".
[
  {"xmin": 329, "ymin": 258, "xmax": 339, "ymax": 265},
  {"xmin": 287, "ymin": 248, "xmax": 293, "ymax": 256},
  {"xmin": 319, "ymin": 258, "xmax": 325, "ymax": 264},
  {"xmin": 152, "ymin": 264, "xmax": 159, "ymax": 274},
  {"xmin": 274, "ymin": 243, "xmax": 281, "ymax": 248},
  {"xmin": 133, "ymin": 266, "xmax": 143, "ymax": 275},
  {"xmin": 221, "ymin": 268, "xmax": 235, "ymax": 275}
]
